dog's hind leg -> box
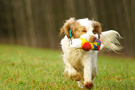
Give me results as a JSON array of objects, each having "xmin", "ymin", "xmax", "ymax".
[{"xmin": 77, "ymin": 81, "xmax": 83, "ymax": 88}]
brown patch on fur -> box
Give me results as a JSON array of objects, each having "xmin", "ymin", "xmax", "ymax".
[
  {"xmin": 84, "ymin": 81, "xmax": 94, "ymax": 89},
  {"xmin": 92, "ymin": 21, "xmax": 102, "ymax": 38},
  {"xmin": 70, "ymin": 72, "xmax": 82, "ymax": 81},
  {"xmin": 73, "ymin": 26, "xmax": 87, "ymax": 38},
  {"xmin": 60, "ymin": 18, "xmax": 87, "ymax": 38}
]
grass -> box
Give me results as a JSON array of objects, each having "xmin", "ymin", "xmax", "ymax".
[{"xmin": 0, "ymin": 44, "xmax": 135, "ymax": 90}]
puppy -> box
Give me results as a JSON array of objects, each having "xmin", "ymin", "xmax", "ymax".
[{"xmin": 60, "ymin": 18, "xmax": 122, "ymax": 89}]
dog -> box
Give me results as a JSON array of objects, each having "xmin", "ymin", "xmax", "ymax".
[{"xmin": 60, "ymin": 18, "xmax": 122, "ymax": 89}]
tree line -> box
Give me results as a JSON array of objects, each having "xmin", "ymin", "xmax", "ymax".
[{"xmin": 0, "ymin": 0, "xmax": 134, "ymax": 56}]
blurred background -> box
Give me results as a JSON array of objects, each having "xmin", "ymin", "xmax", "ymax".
[{"xmin": 0, "ymin": 0, "xmax": 134, "ymax": 57}]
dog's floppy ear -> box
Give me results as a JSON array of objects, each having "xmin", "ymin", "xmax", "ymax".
[
  {"xmin": 92, "ymin": 21, "xmax": 102, "ymax": 38},
  {"xmin": 60, "ymin": 18, "xmax": 76, "ymax": 38}
]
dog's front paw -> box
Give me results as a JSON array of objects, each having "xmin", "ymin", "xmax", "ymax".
[
  {"xmin": 84, "ymin": 81, "xmax": 94, "ymax": 89},
  {"xmin": 70, "ymin": 72, "xmax": 82, "ymax": 81}
]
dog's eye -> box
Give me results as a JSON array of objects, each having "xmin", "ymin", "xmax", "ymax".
[{"xmin": 82, "ymin": 30, "xmax": 87, "ymax": 33}]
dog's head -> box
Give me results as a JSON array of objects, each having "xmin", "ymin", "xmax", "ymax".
[{"xmin": 60, "ymin": 18, "xmax": 102, "ymax": 42}]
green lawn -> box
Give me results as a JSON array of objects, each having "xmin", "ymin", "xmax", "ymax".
[{"xmin": 0, "ymin": 45, "xmax": 135, "ymax": 90}]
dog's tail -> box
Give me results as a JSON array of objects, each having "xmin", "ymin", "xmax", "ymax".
[{"xmin": 100, "ymin": 30, "xmax": 123, "ymax": 52}]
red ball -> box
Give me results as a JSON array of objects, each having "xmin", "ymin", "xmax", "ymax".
[
  {"xmin": 82, "ymin": 42, "xmax": 91, "ymax": 51},
  {"xmin": 97, "ymin": 46, "xmax": 100, "ymax": 50}
]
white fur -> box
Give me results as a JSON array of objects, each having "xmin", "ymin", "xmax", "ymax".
[
  {"xmin": 100, "ymin": 30, "xmax": 123, "ymax": 52},
  {"xmin": 60, "ymin": 18, "xmax": 122, "ymax": 88},
  {"xmin": 69, "ymin": 39, "xmax": 82, "ymax": 48}
]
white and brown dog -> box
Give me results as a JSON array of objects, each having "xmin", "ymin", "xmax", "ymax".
[{"xmin": 60, "ymin": 18, "xmax": 122, "ymax": 89}]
